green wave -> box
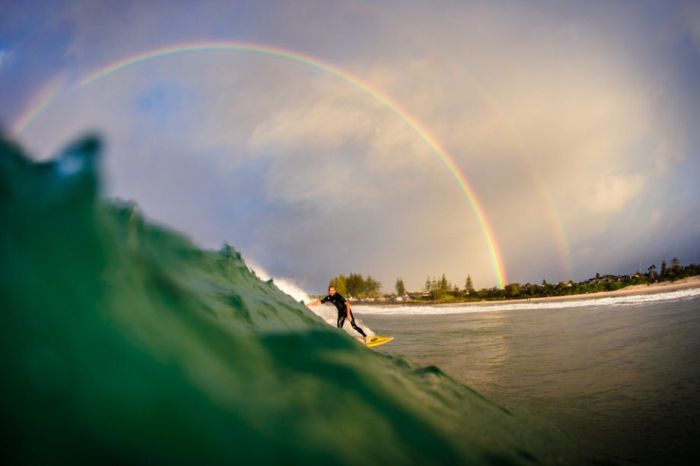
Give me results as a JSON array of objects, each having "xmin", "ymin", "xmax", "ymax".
[{"xmin": 0, "ymin": 135, "xmax": 573, "ymax": 465}]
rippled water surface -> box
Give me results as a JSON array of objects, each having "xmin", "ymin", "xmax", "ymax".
[{"xmin": 356, "ymin": 296, "xmax": 700, "ymax": 465}]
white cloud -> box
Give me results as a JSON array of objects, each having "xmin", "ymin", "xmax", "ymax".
[
  {"xmin": 585, "ymin": 174, "xmax": 646, "ymax": 214},
  {"xmin": 653, "ymin": 141, "xmax": 687, "ymax": 174},
  {"xmin": 247, "ymin": 93, "xmax": 375, "ymax": 154},
  {"xmin": 246, "ymin": 74, "xmax": 430, "ymax": 168}
]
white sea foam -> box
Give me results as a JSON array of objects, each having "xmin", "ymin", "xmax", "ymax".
[
  {"xmin": 352, "ymin": 287, "xmax": 700, "ymax": 316},
  {"xmin": 247, "ymin": 261, "xmax": 310, "ymax": 303},
  {"xmin": 247, "ymin": 262, "xmax": 374, "ymax": 336}
]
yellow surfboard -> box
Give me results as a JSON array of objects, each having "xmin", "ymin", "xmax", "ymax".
[{"xmin": 365, "ymin": 335, "xmax": 394, "ymax": 348}]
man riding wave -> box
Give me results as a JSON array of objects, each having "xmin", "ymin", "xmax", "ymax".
[{"xmin": 308, "ymin": 286, "xmax": 367, "ymax": 342}]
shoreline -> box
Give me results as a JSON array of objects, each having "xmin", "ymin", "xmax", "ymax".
[{"xmin": 352, "ymin": 276, "xmax": 700, "ymax": 308}]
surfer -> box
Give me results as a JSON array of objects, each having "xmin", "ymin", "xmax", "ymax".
[{"xmin": 309, "ymin": 286, "xmax": 367, "ymax": 341}]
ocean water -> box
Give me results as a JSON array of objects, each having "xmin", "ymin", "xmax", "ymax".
[
  {"xmin": 356, "ymin": 293, "xmax": 700, "ymax": 465},
  {"xmin": 1, "ymin": 135, "xmax": 580, "ymax": 465}
]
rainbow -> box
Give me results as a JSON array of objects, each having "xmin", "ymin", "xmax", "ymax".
[
  {"xmin": 445, "ymin": 66, "xmax": 573, "ymax": 278},
  {"xmin": 12, "ymin": 40, "xmax": 508, "ymax": 287},
  {"xmin": 10, "ymin": 78, "xmax": 64, "ymax": 138},
  {"xmin": 329, "ymin": 2, "xmax": 572, "ymax": 279},
  {"xmin": 409, "ymin": 47, "xmax": 573, "ymax": 279}
]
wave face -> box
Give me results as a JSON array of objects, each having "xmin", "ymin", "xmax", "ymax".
[
  {"xmin": 1, "ymin": 136, "xmax": 569, "ymax": 465},
  {"xmin": 355, "ymin": 288, "xmax": 700, "ymax": 316}
]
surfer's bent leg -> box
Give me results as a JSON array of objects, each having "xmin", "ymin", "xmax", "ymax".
[
  {"xmin": 350, "ymin": 318, "xmax": 367, "ymax": 337},
  {"xmin": 337, "ymin": 313, "xmax": 346, "ymax": 328}
]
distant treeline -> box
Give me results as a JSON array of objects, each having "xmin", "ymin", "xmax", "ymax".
[
  {"xmin": 471, "ymin": 258, "xmax": 699, "ymax": 301},
  {"xmin": 328, "ymin": 273, "xmax": 382, "ymax": 299},
  {"xmin": 321, "ymin": 258, "xmax": 699, "ymax": 303}
]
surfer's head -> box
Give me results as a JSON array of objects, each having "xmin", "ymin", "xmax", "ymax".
[{"xmin": 328, "ymin": 286, "xmax": 336, "ymax": 296}]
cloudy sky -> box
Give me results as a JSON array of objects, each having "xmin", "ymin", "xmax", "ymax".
[{"xmin": 1, "ymin": 0, "xmax": 699, "ymax": 293}]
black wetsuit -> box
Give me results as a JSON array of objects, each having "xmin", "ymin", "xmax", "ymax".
[{"xmin": 321, "ymin": 292, "xmax": 367, "ymax": 337}]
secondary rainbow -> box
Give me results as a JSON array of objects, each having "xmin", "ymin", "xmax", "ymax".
[
  {"xmin": 334, "ymin": 2, "xmax": 572, "ymax": 278},
  {"xmin": 13, "ymin": 40, "xmax": 508, "ymax": 287}
]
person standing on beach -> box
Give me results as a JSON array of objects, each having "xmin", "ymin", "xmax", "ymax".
[{"xmin": 308, "ymin": 286, "xmax": 367, "ymax": 341}]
